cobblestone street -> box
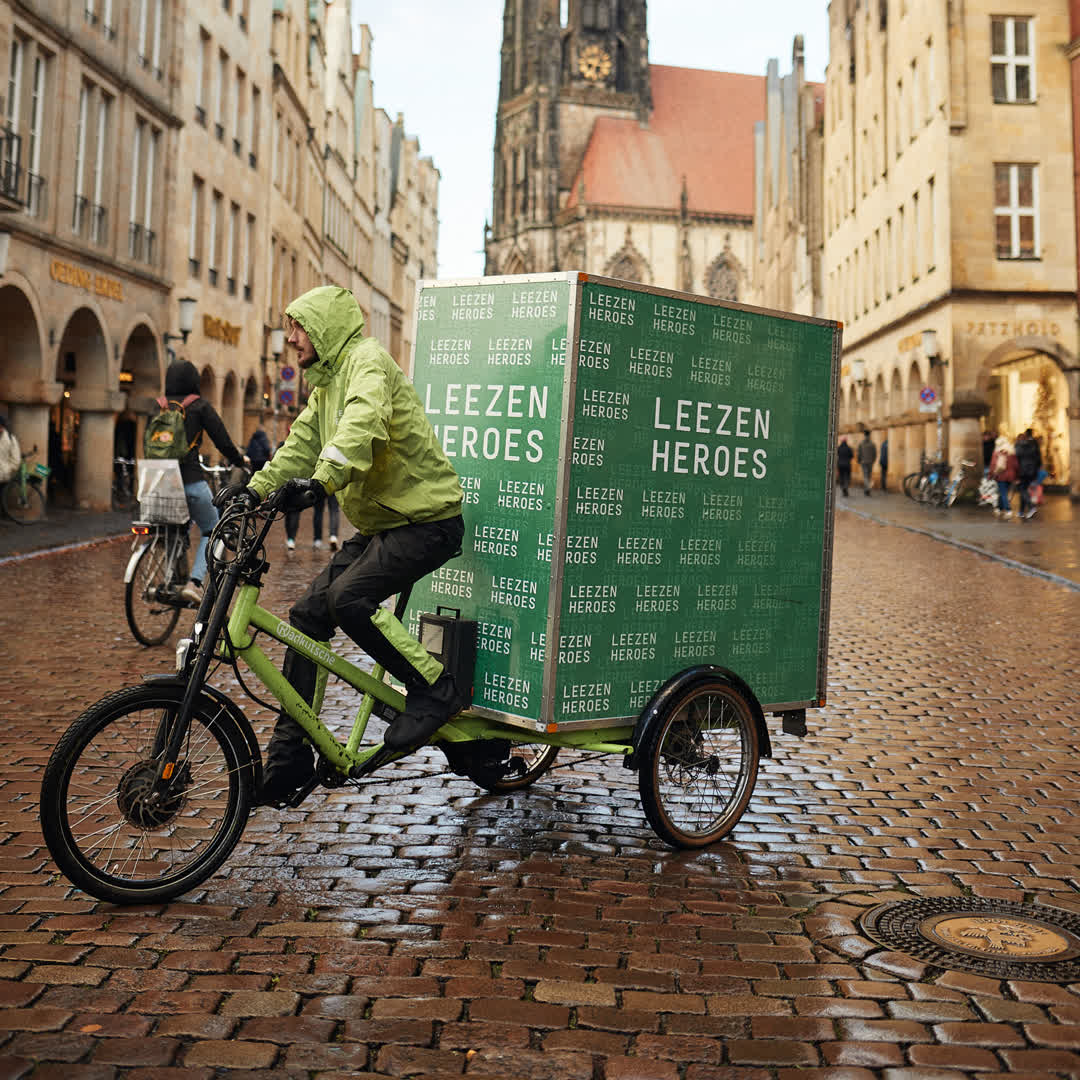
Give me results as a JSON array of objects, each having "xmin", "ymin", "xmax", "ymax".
[{"xmin": 1, "ymin": 512, "xmax": 1078, "ymax": 1079}]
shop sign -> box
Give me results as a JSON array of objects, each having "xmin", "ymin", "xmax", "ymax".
[
  {"xmin": 203, "ymin": 314, "xmax": 241, "ymax": 346},
  {"xmin": 50, "ymin": 258, "xmax": 124, "ymax": 301},
  {"xmin": 967, "ymin": 319, "xmax": 1060, "ymax": 338}
]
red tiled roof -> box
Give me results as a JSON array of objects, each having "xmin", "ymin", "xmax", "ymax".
[{"xmin": 567, "ymin": 65, "xmax": 766, "ymax": 217}]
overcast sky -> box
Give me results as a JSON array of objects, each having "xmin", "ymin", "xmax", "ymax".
[{"xmin": 353, "ymin": 2, "xmax": 830, "ymax": 279}]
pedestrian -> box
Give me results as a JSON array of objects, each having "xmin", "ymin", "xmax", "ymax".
[
  {"xmin": 246, "ymin": 425, "xmax": 272, "ymax": 474},
  {"xmin": 0, "ymin": 413, "xmax": 21, "ymax": 484},
  {"xmin": 879, "ymin": 437, "xmax": 889, "ymax": 491},
  {"xmin": 836, "ymin": 436, "xmax": 853, "ymax": 497},
  {"xmin": 156, "ymin": 360, "xmax": 249, "ymax": 604},
  {"xmin": 219, "ymin": 285, "xmax": 465, "ymax": 807},
  {"xmin": 1014, "ymin": 427, "xmax": 1042, "ymax": 520},
  {"xmin": 312, "ymin": 486, "xmax": 341, "ymax": 550},
  {"xmin": 981, "ymin": 428, "xmax": 996, "ymax": 474},
  {"xmin": 857, "ymin": 429, "xmax": 877, "ymax": 496},
  {"xmin": 989, "ymin": 434, "xmax": 1018, "ymax": 518}
]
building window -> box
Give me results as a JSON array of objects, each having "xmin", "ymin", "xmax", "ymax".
[
  {"xmin": 582, "ymin": 1, "xmax": 611, "ymax": 31},
  {"xmin": 189, "ymin": 175, "xmax": 204, "ymax": 275},
  {"xmin": 215, "ymin": 50, "xmax": 228, "ymax": 141},
  {"xmin": 991, "ymin": 16, "xmax": 1034, "ymax": 103},
  {"xmin": 72, "ymin": 82, "xmax": 90, "ymax": 235},
  {"xmin": 243, "ymin": 212, "xmax": 254, "ymax": 300},
  {"xmin": 194, "ymin": 30, "xmax": 208, "ymax": 125},
  {"xmin": 226, "ymin": 201, "xmax": 238, "ymax": 294},
  {"xmin": 995, "ymin": 163, "xmax": 1038, "ymax": 258},
  {"xmin": 208, "ymin": 189, "xmax": 222, "ymax": 284},
  {"xmin": 927, "ymin": 176, "xmax": 936, "ymax": 269},
  {"xmin": 249, "ymin": 85, "xmax": 260, "ymax": 167},
  {"xmin": 90, "ymin": 92, "xmax": 110, "ymax": 246}
]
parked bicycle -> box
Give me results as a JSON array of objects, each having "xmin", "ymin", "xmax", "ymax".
[
  {"xmin": 42, "ymin": 482, "xmax": 765, "ymax": 903},
  {"xmin": 0, "ymin": 446, "xmax": 50, "ymax": 525},
  {"xmin": 939, "ymin": 459, "xmax": 976, "ymax": 507},
  {"xmin": 124, "ymin": 460, "xmax": 249, "ymax": 646},
  {"xmin": 112, "ymin": 456, "xmax": 136, "ymax": 510},
  {"xmin": 902, "ymin": 457, "xmax": 975, "ymax": 507}
]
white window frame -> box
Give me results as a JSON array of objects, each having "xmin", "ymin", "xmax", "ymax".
[
  {"xmin": 145, "ymin": 129, "xmax": 157, "ymax": 232},
  {"xmin": 7, "ymin": 38, "xmax": 23, "ymax": 133},
  {"xmin": 73, "ymin": 83, "xmax": 90, "ymax": 231},
  {"xmin": 209, "ymin": 190, "xmax": 220, "ymax": 274},
  {"xmin": 994, "ymin": 162, "xmax": 1039, "ymax": 259},
  {"xmin": 991, "ymin": 16, "xmax": 1035, "ymax": 103},
  {"xmin": 129, "ymin": 119, "xmax": 142, "ymax": 232}
]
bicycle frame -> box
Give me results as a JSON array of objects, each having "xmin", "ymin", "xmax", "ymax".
[{"xmin": 161, "ymin": 497, "xmax": 635, "ymax": 796}]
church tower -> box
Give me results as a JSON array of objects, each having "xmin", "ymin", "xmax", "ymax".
[{"xmin": 485, "ymin": 0, "xmax": 651, "ymax": 275}]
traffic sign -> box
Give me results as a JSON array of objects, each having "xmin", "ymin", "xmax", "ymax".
[
  {"xmin": 919, "ymin": 386, "xmax": 936, "ymax": 404},
  {"xmin": 280, "ymin": 365, "xmax": 296, "ymax": 383},
  {"xmin": 918, "ymin": 402, "xmax": 940, "ymax": 413},
  {"xmin": 278, "ymin": 389, "xmax": 294, "ymax": 406}
]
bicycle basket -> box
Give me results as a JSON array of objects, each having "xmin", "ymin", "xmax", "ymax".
[{"xmin": 136, "ymin": 459, "xmax": 188, "ymax": 523}]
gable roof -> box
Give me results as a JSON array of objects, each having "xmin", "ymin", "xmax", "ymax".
[{"xmin": 567, "ymin": 65, "xmax": 767, "ymax": 217}]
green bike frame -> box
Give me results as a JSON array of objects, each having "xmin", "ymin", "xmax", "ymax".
[{"xmin": 216, "ymin": 583, "xmax": 636, "ymax": 780}]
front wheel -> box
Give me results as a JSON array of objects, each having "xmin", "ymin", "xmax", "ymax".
[
  {"xmin": 2, "ymin": 479, "xmax": 45, "ymax": 524},
  {"xmin": 40, "ymin": 684, "xmax": 255, "ymax": 904},
  {"xmin": 125, "ymin": 534, "xmax": 184, "ymax": 646},
  {"xmin": 637, "ymin": 678, "xmax": 760, "ymax": 849}
]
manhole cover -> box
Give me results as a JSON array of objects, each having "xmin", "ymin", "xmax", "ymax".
[{"xmin": 860, "ymin": 897, "xmax": 1080, "ymax": 982}]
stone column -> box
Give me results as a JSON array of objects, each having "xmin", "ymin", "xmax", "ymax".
[
  {"xmin": 1065, "ymin": 367, "xmax": 1080, "ymax": 499},
  {"xmin": 68, "ymin": 387, "xmax": 127, "ymax": 510},
  {"xmin": 4, "ymin": 379, "xmax": 64, "ymax": 499}
]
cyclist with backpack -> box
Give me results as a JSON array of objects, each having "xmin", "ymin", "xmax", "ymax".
[{"xmin": 146, "ymin": 360, "xmax": 248, "ymax": 604}]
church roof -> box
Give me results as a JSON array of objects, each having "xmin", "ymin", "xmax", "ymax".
[{"xmin": 566, "ymin": 65, "xmax": 766, "ymax": 217}]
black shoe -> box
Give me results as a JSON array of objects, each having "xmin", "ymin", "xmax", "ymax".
[
  {"xmin": 384, "ymin": 672, "xmax": 460, "ymax": 752},
  {"xmin": 258, "ymin": 732, "xmax": 315, "ymax": 806}
]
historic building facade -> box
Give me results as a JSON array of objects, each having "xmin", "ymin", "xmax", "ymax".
[
  {"xmin": 749, "ymin": 38, "xmax": 826, "ymax": 319},
  {"xmin": 484, "ymin": 0, "xmax": 764, "ymax": 301},
  {"xmin": 0, "ymin": 0, "xmax": 439, "ymax": 509},
  {"xmin": 824, "ymin": 0, "xmax": 1078, "ymax": 493}
]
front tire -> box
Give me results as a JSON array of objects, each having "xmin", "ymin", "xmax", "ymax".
[
  {"xmin": 637, "ymin": 678, "xmax": 760, "ymax": 849},
  {"xmin": 40, "ymin": 684, "xmax": 255, "ymax": 904},
  {"xmin": 125, "ymin": 535, "xmax": 184, "ymax": 646},
  {"xmin": 2, "ymin": 479, "xmax": 45, "ymax": 524}
]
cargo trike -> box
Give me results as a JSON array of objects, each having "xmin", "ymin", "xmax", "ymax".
[{"xmin": 39, "ymin": 274, "xmax": 841, "ymax": 904}]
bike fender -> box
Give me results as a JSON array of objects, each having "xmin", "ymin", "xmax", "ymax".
[
  {"xmin": 627, "ymin": 664, "xmax": 772, "ymax": 768},
  {"xmin": 123, "ymin": 543, "xmax": 149, "ymax": 583},
  {"xmin": 140, "ymin": 674, "xmax": 263, "ymax": 784}
]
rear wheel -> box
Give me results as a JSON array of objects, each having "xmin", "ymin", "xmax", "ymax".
[
  {"xmin": 39, "ymin": 684, "xmax": 254, "ymax": 904},
  {"xmin": 2, "ymin": 478, "xmax": 45, "ymax": 524},
  {"xmin": 449, "ymin": 738, "xmax": 560, "ymax": 792},
  {"xmin": 902, "ymin": 472, "xmax": 921, "ymax": 501},
  {"xmin": 125, "ymin": 534, "xmax": 185, "ymax": 646},
  {"xmin": 637, "ymin": 678, "xmax": 760, "ymax": 849}
]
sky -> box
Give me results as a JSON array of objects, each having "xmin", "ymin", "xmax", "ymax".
[{"xmin": 353, "ymin": 2, "xmax": 830, "ymax": 279}]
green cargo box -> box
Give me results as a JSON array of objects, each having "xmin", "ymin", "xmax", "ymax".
[{"xmin": 405, "ymin": 272, "xmax": 841, "ymax": 732}]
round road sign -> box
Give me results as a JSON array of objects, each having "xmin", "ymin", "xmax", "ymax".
[{"xmin": 919, "ymin": 386, "xmax": 937, "ymax": 404}]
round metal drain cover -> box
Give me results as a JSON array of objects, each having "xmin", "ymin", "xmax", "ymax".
[{"xmin": 860, "ymin": 897, "xmax": 1080, "ymax": 982}]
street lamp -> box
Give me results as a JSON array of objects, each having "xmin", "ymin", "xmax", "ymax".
[
  {"xmin": 270, "ymin": 328, "xmax": 285, "ymax": 358},
  {"xmin": 922, "ymin": 328, "xmax": 948, "ymax": 368},
  {"xmin": 851, "ymin": 357, "xmax": 869, "ymax": 389},
  {"xmin": 163, "ymin": 296, "xmax": 198, "ymax": 361}
]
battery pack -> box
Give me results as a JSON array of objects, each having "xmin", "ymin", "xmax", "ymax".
[{"xmin": 418, "ymin": 608, "xmax": 478, "ymax": 708}]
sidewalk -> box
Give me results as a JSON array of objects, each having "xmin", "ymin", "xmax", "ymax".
[
  {"xmin": 835, "ymin": 485, "xmax": 1080, "ymax": 591},
  {"xmin": 0, "ymin": 506, "xmax": 133, "ymax": 562}
]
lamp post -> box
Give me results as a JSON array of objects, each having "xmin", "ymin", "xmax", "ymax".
[{"xmin": 163, "ymin": 296, "xmax": 197, "ymax": 362}]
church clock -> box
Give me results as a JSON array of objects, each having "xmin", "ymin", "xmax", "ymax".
[{"xmin": 578, "ymin": 43, "xmax": 612, "ymax": 82}]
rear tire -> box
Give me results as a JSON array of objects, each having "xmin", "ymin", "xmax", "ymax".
[
  {"xmin": 448, "ymin": 738, "xmax": 560, "ymax": 792},
  {"xmin": 125, "ymin": 534, "xmax": 184, "ymax": 646},
  {"xmin": 40, "ymin": 684, "xmax": 254, "ymax": 904},
  {"xmin": 2, "ymin": 479, "xmax": 46, "ymax": 524},
  {"xmin": 637, "ymin": 677, "xmax": 760, "ymax": 849}
]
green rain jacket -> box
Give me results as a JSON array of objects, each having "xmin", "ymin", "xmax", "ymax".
[{"xmin": 249, "ymin": 286, "xmax": 463, "ymax": 535}]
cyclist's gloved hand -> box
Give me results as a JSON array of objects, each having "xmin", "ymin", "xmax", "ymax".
[
  {"xmin": 215, "ymin": 483, "xmax": 260, "ymax": 511},
  {"xmin": 280, "ymin": 477, "xmax": 324, "ymax": 511}
]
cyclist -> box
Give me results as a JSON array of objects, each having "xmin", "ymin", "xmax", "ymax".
[
  {"xmin": 0, "ymin": 414, "xmax": 20, "ymax": 485},
  {"xmin": 159, "ymin": 360, "xmax": 249, "ymax": 604},
  {"xmin": 221, "ymin": 285, "xmax": 464, "ymax": 806}
]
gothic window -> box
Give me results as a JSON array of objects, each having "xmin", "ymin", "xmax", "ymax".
[
  {"xmin": 582, "ymin": 1, "xmax": 611, "ymax": 31},
  {"xmin": 604, "ymin": 228, "xmax": 650, "ymax": 282},
  {"xmin": 706, "ymin": 254, "xmax": 740, "ymax": 301}
]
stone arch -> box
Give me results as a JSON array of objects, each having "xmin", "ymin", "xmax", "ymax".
[
  {"xmin": 502, "ymin": 248, "xmax": 528, "ymax": 275},
  {"xmin": 976, "ymin": 336, "xmax": 1077, "ymax": 397},
  {"xmin": 604, "ymin": 227, "xmax": 651, "ymax": 284},
  {"xmin": 705, "ymin": 253, "xmax": 741, "ymax": 301},
  {"xmin": 889, "ymin": 367, "xmax": 903, "ymax": 420}
]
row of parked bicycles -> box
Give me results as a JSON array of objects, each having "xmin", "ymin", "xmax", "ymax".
[{"xmin": 901, "ymin": 456, "xmax": 977, "ymax": 508}]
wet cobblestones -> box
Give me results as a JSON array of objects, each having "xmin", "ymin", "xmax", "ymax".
[{"xmin": 0, "ymin": 515, "xmax": 1078, "ymax": 1077}]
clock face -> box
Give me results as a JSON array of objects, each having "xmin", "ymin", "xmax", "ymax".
[{"xmin": 578, "ymin": 44, "xmax": 612, "ymax": 82}]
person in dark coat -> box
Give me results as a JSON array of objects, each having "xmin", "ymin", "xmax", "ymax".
[
  {"xmin": 836, "ymin": 437, "xmax": 854, "ymax": 497},
  {"xmin": 1014, "ymin": 428, "xmax": 1042, "ymax": 520},
  {"xmin": 879, "ymin": 437, "xmax": 889, "ymax": 491},
  {"xmin": 856, "ymin": 431, "xmax": 877, "ymax": 495},
  {"xmin": 161, "ymin": 360, "xmax": 248, "ymax": 603},
  {"xmin": 246, "ymin": 426, "xmax": 272, "ymax": 473}
]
